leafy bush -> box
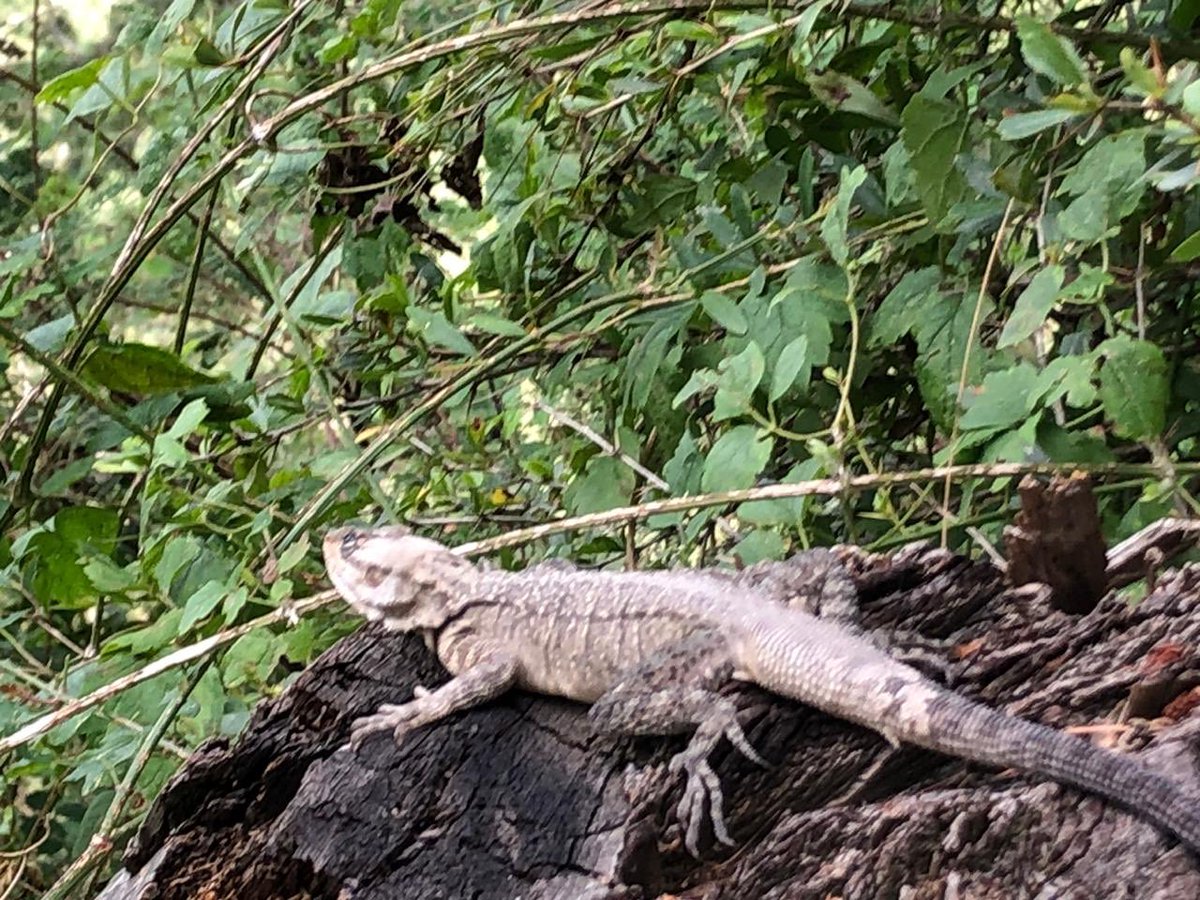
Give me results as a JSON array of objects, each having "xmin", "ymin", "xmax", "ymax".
[{"xmin": 2, "ymin": 0, "xmax": 1199, "ymax": 893}]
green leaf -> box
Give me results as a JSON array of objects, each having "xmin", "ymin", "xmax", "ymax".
[
  {"xmin": 713, "ymin": 343, "xmax": 765, "ymax": 420},
  {"xmin": 913, "ymin": 289, "xmax": 992, "ymax": 430},
  {"xmin": 901, "ymin": 96, "xmax": 968, "ymax": 228},
  {"xmin": 153, "ymin": 399, "xmax": 209, "ymax": 467},
  {"xmin": 80, "ymin": 343, "xmax": 216, "ymax": 395},
  {"xmin": 350, "ymin": 0, "xmax": 402, "ymax": 36},
  {"xmin": 731, "ymin": 530, "xmax": 787, "ymax": 564},
  {"xmin": 757, "ymin": 261, "xmax": 842, "ymax": 374},
  {"xmin": 36, "ymin": 58, "xmax": 108, "ymax": 104},
  {"xmin": 83, "ymin": 557, "xmax": 135, "ymax": 593},
  {"xmin": 275, "ymin": 533, "xmax": 309, "ymax": 576},
  {"xmin": 871, "ymin": 268, "xmax": 942, "ymax": 345},
  {"xmin": 528, "ymin": 35, "xmax": 605, "ymax": 61},
  {"xmin": 179, "ymin": 581, "xmax": 226, "ymax": 634},
  {"xmin": 564, "ymin": 456, "xmax": 635, "ymax": 514},
  {"xmin": 147, "ymin": 0, "xmax": 197, "ymax": 52},
  {"xmin": 470, "ymin": 313, "xmax": 527, "ymax": 337},
  {"xmin": 1060, "ymin": 133, "xmax": 1145, "ymax": 211},
  {"xmin": 996, "ymin": 108, "xmax": 1079, "ymax": 140},
  {"xmin": 663, "ymin": 20, "xmax": 721, "ymax": 43},
  {"xmin": 819, "ymin": 166, "xmax": 868, "ymax": 266},
  {"xmin": 1016, "ymin": 16, "xmax": 1089, "ymax": 86},
  {"xmin": 636, "ymin": 174, "xmax": 698, "ymax": 226},
  {"xmin": 56, "ymin": 506, "xmax": 118, "ymax": 546},
  {"xmin": 102, "ymin": 615, "xmax": 181, "ymax": 661},
  {"xmin": 807, "ymin": 71, "xmax": 899, "ymax": 127},
  {"xmin": 1170, "ymin": 0, "xmax": 1200, "ymax": 31},
  {"xmin": 664, "ymin": 431, "xmax": 703, "ymax": 494},
  {"xmin": 154, "ymin": 536, "xmax": 202, "ymax": 595},
  {"xmin": 167, "ymin": 398, "xmax": 210, "ymax": 439},
  {"xmin": 608, "ymin": 76, "xmax": 663, "ymax": 96},
  {"xmin": 701, "ymin": 426, "xmax": 773, "ymax": 492},
  {"xmin": 1169, "ymin": 228, "xmax": 1200, "ymax": 262},
  {"xmin": 222, "ymin": 631, "xmax": 279, "ymax": 689},
  {"xmin": 1061, "ymin": 265, "xmax": 1113, "ymax": 303},
  {"xmin": 318, "ymin": 34, "xmax": 358, "ymax": 65},
  {"xmin": 222, "ymin": 586, "xmax": 248, "ymax": 623},
  {"xmin": 960, "ymin": 363, "xmax": 1046, "ymax": 431},
  {"xmin": 673, "ymin": 369, "xmax": 719, "ymax": 408},
  {"xmin": 1119, "ymin": 48, "xmax": 1161, "ymax": 97},
  {"xmin": 624, "ymin": 312, "xmax": 687, "ymax": 410},
  {"xmin": 1098, "ymin": 336, "xmax": 1168, "ymax": 440},
  {"xmin": 1058, "ymin": 188, "xmax": 1108, "ymax": 242},
  {"xmin": 701, "ymin": 291, "xmax": 748, "ymax": 336},
  {"xmin": 23, "ymin": 533, "xmax": 92, "ymax": 608},
  {"xmin": 739, "ymin": 461, "xmax": 818, "ymax": 525},
  {"xmin": 998, "ymin": 266, "xmax": 1064, "ymax": 348},
  {"xmin": 182, "ymin": 382, "xmax": 254, "ymax": 423},
  {"xmin": 25, "ymin": 314, "xmax": 75, "ymax": 354},
  {"xmin": 407, "ymin": 307, "xmax": 477, "ymax": 356},
  {"xmin": 769, "ymin": 336, "xmax": 810, "ymax": 401},
  {"xmin": 193, "ymin": 37, "xmax": 227, "ymax": 66},
  {"xmin": 1041, "ymin": 354, "xmax": 1098, "ymax": 408}
]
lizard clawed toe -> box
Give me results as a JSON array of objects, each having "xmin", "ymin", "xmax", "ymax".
[
  {"xmin": 347, "ymin": 713, "xmax": 392, "ymax": 749},
  {"xmin": 669, "ymin": 749, "xmax": 732, "ymax": 855},
  {"xmin": 723, "ymin": 720, "xmax": 768, "ymax": 768},
  {"xmin": 349, "ymin": 703, "xmax": 421, "ymax": 748}
]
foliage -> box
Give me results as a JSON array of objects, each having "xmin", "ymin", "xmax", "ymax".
[{"xmin": 2, "ymin": 0, "xmax": 1200, "ymax": 893}]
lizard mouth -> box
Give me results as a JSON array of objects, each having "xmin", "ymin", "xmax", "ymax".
[
  {"xmin": 322, "ymin": 529, "xmax": 368, "ymax": 607},
  {"xmin": 324, "ymin": 555, "xmax": 361, "ymax": 605}
]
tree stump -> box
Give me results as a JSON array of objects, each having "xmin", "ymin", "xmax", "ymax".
[{"xmin": 98, "ymin": 546, "xmax": 1200, "ymax": 899}]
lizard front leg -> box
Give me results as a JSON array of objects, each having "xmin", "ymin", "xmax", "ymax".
[
  {"xmin": 587, "ymin": 631, "xmax": 765, "ymax": 856},
  {"xmin": 349, "ymin": 640, "xmax": 518, "ymax": 748}
]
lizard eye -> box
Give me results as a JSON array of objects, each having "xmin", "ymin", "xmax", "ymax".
[{"xmin": 363, "ymin": 564, "xmax": 387, "ymax": 587}]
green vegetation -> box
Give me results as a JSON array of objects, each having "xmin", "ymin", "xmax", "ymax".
[{"xmin": 2, "ymin": 0, "xmax": 1199, "ymax": 894}]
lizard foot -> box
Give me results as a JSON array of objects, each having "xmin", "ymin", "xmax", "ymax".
[
  {"xmin": 669, "ymin": 749, "xmax": 731, "ymax": 856},
  {"xmin": 666, "ymin": 711, "xmax": 765, "ymax": 856},
  {"xmin": 348, "ymin": 688, "xmax": 439, "ymax": 749}
]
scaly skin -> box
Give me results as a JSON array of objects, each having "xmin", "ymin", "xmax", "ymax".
[{"xmin": 323, "ymin": 525, "xmax": 1200, "ymax": 856}]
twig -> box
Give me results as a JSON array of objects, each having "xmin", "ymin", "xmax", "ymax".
[
  {"xmin": 455, "ymin": 461, "xmax": 1200, "ymax": 554},
  {"xmin": 0, "ymin": 591, "xmax": 334, "ymax": 754},
  {"xmin": 1136, "ymin": 221, "xmax": 1147, "ymax": 340},
  {"xmin": 940, "ymin": 198, "xmax": 1015, "ymax": 547},
  {"xmin": 534, "ymin": 397, "xmax": 669, "ymax": 491}
]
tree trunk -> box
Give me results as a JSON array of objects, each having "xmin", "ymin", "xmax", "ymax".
[{"xmin": 98, "ymin": 545, "xmax": 1200, "ymax": 900}]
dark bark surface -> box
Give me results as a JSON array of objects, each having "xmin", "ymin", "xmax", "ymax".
[
  {"xmin": 98, "ymin": 546, "xmax": 1200, "ymax": 900},
  {"xmin": 1004, "ymin": 473, "xmax": 1109, "ymax": 614}
]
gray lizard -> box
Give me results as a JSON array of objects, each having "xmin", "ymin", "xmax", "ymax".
[{"xmin": 323, "ymin": 525, "xmax": 1200, "ymax": 856}]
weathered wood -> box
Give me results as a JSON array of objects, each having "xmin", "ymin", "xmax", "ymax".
[
  {"xmin": 1004, "ymin": 473, "xmax": 1109, "ymax": 614},
  {"xmin": 99, "ymin": 546, "xmax": 1200, "ymax": 900},
  {"xmin": 1108, "ymin": 517, "xmax": 1200, "ymax": 590}
]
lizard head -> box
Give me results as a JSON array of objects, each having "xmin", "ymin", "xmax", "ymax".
[{"xmin": 323, "ymin": 525, "xmax": 475, "ymax": 631}]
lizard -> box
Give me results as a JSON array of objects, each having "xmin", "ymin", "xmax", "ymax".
[{"xmin": 322, "ymin": 524, "xmax": 1200, "ymax": 857}]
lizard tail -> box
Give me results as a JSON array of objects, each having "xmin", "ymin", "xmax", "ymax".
[{"xmin": 913, "ymin": 690, "xmax": 1200, "ymax": 854}]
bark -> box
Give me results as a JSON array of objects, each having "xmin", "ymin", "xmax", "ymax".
[
  {"xmin": 1004, "ymin": 473, "xmax": 1108, "ymax": 614},
  {"xmin": 98, "ymin": 545, "xmax": 1200, "ymax": 900}
]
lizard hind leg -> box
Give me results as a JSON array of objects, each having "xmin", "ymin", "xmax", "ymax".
[{"xmin": 586, "ymin": 632, "xmax": 765, "ymax": 856}]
